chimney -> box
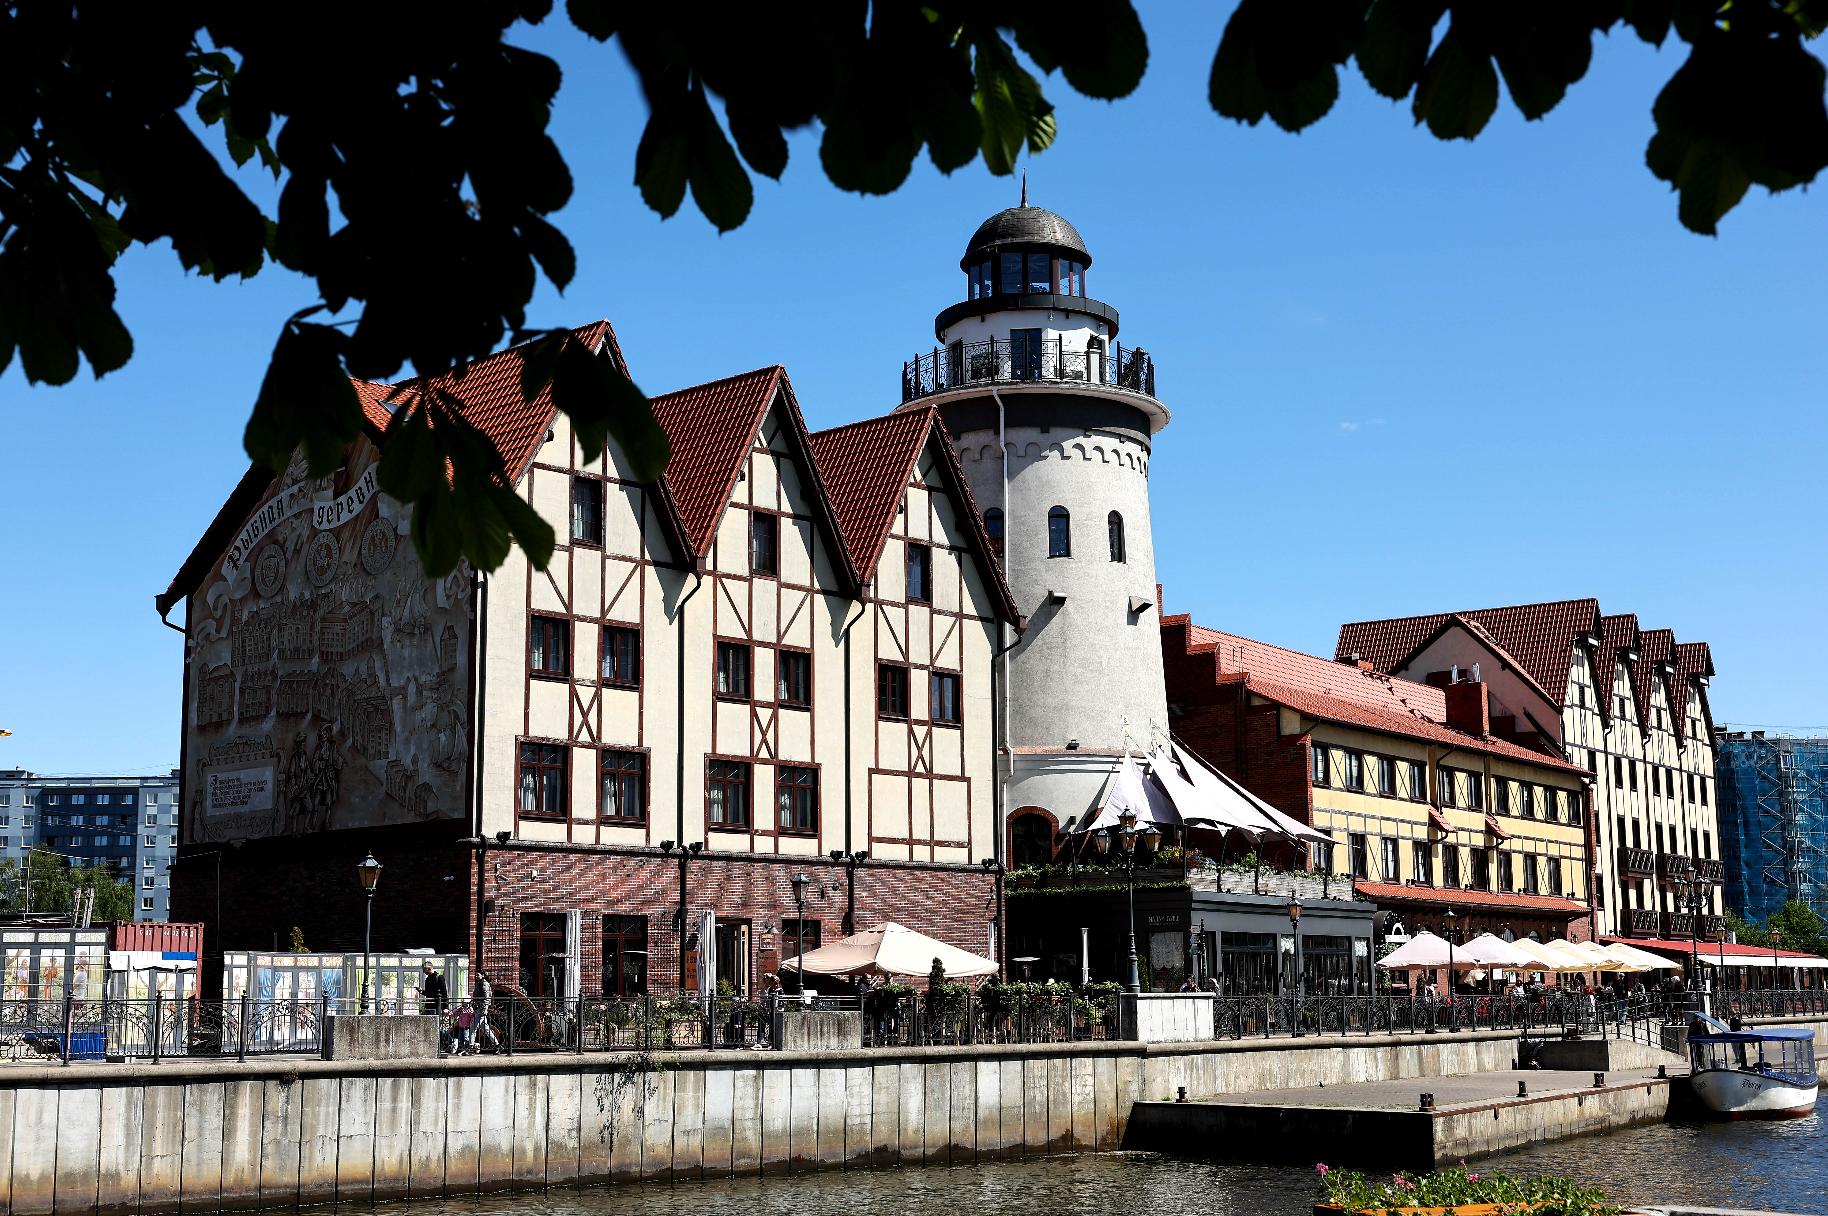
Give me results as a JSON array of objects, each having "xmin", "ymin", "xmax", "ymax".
[
  {"xmin": 1336, "ymin": 652, "xmax": 1372, "ymax": 670},
  {"xmin": 1444, "ymin": 680, "xmax": 1490, "ymax": 737}
]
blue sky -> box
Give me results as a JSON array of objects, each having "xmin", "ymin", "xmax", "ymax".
[{"xmin": 3, "ymin": 3, "xmax": 1825, "ymax": 776}]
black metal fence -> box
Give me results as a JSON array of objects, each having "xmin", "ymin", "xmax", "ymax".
[
  {"xmin": 901, "ymin": 336, "xmax": 1156, "ymax": 402},
  {"xmin": 3, "ymin": 988, "xmax": 1818, "ymax": 1063}
]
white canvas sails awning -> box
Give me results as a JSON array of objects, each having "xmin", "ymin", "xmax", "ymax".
[
  {"xmin": 1079, "ymin": 752, "xmax": 1182, "ymax": 833},
  {"xmin": 1172, "ymin": 743, "xmax": 1332, "ymax": 846}
]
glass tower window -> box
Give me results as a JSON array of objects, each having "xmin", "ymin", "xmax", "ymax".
[
  {"xmin": 1000, "ymin": 252, "xmax": 1023, "ymax": 294},
  {"xmin": 967, "ymin": 260, "xmax": 993, "ymax": 299},
  {"xmin": 1062, "ymin": 261, "xmax": 1086, "ymax": 296},
  {"xmin": 1026, "ymin": 253, "xmax": 1051, "ymax": 293}
]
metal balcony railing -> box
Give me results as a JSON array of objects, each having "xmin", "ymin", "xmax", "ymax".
[
  {"xmin": 1658, "ymin": 851, "xmax": 1694, "ymax": 880},
  {"xmin": 1695, "ymin": 858, "xmax": 1725, "ymax": 883},
  {"xmin": 1625, "ymin": 908, "xmax": 1660, "ymax": 936},
  {"xmin": 1618, "ymin": 847, "xmax": 1656, "ymax": 877},
  {"xmin": 901, "ymin": 336, "xmax": 1156, "ymax": 402}
]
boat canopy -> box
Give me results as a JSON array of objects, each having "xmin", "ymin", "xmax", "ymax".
[{"xmin": 1689, "ymin": 1027, "xmax": 1816, "ymax": 1043}]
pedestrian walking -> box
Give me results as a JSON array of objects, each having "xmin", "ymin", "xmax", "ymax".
[{"xmin": 420, "ymin": 962, "xmax": 448, "ymax": 1014}]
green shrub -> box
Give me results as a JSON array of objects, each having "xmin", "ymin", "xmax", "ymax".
[{"xmin": 1315, "ymin": 1163, "xmax": 1618, "ymax": 1215}]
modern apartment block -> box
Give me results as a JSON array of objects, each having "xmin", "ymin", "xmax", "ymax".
[
  {"xmin": 0, "ymin": 770, "xmax": 181, "ymax": 920},
  {"xmin": 1336, "ymin": 600, "xmax": 1723, "ymax": 943},
  {"xmin": 1716, "ymin": 732, "xmax": 1828, "ymax": 923}
]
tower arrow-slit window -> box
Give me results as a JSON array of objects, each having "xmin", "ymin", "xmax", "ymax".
[
  {"xmin": 1108, "ymin": 512, "xmax": 1125, "ymax": 563},
  {"xmin": 983, "ymin": 509, "xmax": 1004, "ymax": 564}
]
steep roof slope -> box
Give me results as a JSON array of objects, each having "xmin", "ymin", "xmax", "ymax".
[
  {"xmin": 1173, "ymin": 618, "xmax": 1586, "ymax": 773},
  {"xmin": 646, "ymin": 367, "xmax": 787, "ymax": 556},
  {"xmin": 1335, "ymin": 598, "xmax": 1602, "ymax": 705}
]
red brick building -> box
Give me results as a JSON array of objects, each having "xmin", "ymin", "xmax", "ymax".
[{"xmin": 1162, "ymin": 614, "xmax": 1597, "ymax": 947}]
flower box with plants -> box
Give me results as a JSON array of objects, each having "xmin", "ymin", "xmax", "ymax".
[{"xmin": 1313, "ymin": 1163, "xmax": 1620, "ymax": 1216}]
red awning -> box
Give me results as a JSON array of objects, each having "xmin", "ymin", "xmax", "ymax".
[
  {"xmin": 1428, "ymin": 808, "xmax": 1453, "ymax": 835},
  {"xmin": 1485, "ymin": 815, "xmax": 1510, "ymax": 840}
]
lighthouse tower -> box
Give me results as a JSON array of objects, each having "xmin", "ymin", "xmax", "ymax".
[{"xmin": 897, "ymin": 195, "xmax": 1170, "ymax": 869}]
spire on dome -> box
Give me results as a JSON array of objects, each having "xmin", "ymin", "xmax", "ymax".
[{"xmin": 1020, "ymin": 173, "xmax": 1028, "ymax": 208}]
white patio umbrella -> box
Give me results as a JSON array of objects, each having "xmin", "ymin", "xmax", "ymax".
[
  {"xmin": 1606, "ymin": 942, "xmax": 1680, "ymax": 970},
  {"xmin": 778, "ymin": 922, "xmax": 998, "ymax": 980},
  {"xmin": 1592, "ymin": 944, "xmax": 1655, "ymax": 973},
  {"xmin": 1508, "ymin": 937, "xmax": 1583, "ymax": 973},
  {"xmin": 1457, "ymin": 933, "xmax": 1539, "ymax": 969},
  {"xmin": 1375, "ymin": 931, "xmax": 1479, "ymax": 970}
]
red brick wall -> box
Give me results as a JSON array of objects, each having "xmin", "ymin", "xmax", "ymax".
[
  {"xmin": 479, "ymin": 848, "xmax": 996, "ymax": 993},
  {"xmin": 174, "ymin": 828, "xmax": 996, "ymax": 995},
  {"xmin": 1161, "ymin": 616, "xmax": 1313, "ymax": 870}
]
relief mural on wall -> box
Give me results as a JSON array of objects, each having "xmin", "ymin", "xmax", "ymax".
[{"xmin": 185, "ymin": 439, "xmax": 472, "ymax": 843}]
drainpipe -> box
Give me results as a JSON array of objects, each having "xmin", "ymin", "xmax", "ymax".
[
  {"xmin": 840, "ymin": 598, "xmax": 867, "ymax": 933},
  {"xmin": 675, "ymin": 561, "xmax": 706, "ymax": 987}
]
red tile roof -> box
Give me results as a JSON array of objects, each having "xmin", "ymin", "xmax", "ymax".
[
  {"xmin": 356, "ymin": 320, "xmax": 621, "ymax": 485},
  {"xmin": 1671, "ymin": 641, "xmax": 1716, "ymax": 745},
  {"xmin": 1601, "ymin": 936, "xmax": 1823, "ymax": 962},
  {"xmin": 1597, "ymin": 612, "xmax": 1640, "ymax": 724},
  {"xmin": 1175, "ymin": 620, "xmax": 1588, "ymax": 774},
  {"xmin": 1354, "ymin": 881, "xmax": 1589, "ymax": 917},
  {"xmin": 646, "ymin": 367, "xmax": 788, "ymax": 557},
  {"xmin": 809, "ymin": 408, "xmax": 935, "ymax": 573},
  {"xmin": 1336, "ymin": 598, "xmax": 1602, "ymax": 706}
]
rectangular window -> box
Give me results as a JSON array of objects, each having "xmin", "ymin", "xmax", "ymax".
[
  {"xmin": 599, "ymin": 750, "xmax": 645, "ymax": 822},
  {"xmin": 1520, "ymin": 784, "xmax": 1535, "ymax": 818},
  {"xmin": 1313, "ymin": 835, "xmax": 1336, "ymax": 875},
  {"xmin": 1614, "ymin": 756, "xmax": 1624, "ymax": 787},
  {"xmin": 1497, "ymin": 779, "xmax": 1512, "ymax": 816},
  {"xmin": 750, "ymin": 512, "xmax": 778, "ymax": 577},
  {"xmin": 1522, "ymin": 855, "xmax": 1539, "ymax": 893},
  {"xmin": 1413, "ymin": 841, "xmax": 1433, "ymax": 885},
  {"xmin": 1408, "ymin": 762, "xmax": 1426, "ymax": 801},
  {"xmin": 1000, "ymin": 252, "xmax": 1023, "ymax": 295},
  {"xmin": 1349, "ymin": 833, "xmax": 1369, "ymax": 879},
  {"xmin": 1703, "ymin": 830, "xmax": 1712, "ymax": 859},
  {"xmin": 1442, "ymin": 844, "xmax": 1461, "ymax": 888},
  {"xmin": 144, "ymin": 836, "xmax": 157, "ymax": 848},
  {"xmin": 531, "ymin": 616, "xmax": 570, "ymax": 676},
  {"xmin": 1700, "ymin": 777, "xmax": 1708, "ymax": 806},
  {"xmin": 1026, "ymin": 252, "xmax": 1052, "ymax": 294},
  {"xmin": 518, "ymin": 913, "xmax": 568, "ymax": 998},
  {"xmin": 518, "ymin": 743, "xmax": 567, "ymax": 818},
  {"xmin": 930, "ymin": 672, "xmax": 961, "ymax": 724},
  {"xmin": 142, "ymin": 897, "xmax": 153, "ymax": 911},
  {"xmin": 1378, "ymin": 757, "xmax": 1397, "ymax": 796},
  {"xmin": 778, "ymin": 651, "xmax": 811, "ymax": 707},
  {"xmin": 708, "ymin": 759, "xmax": 751, "ymax": 827},
  {"xmin": 1499, "ymin": 852, "xmax": 1515, "ymax": 892},
  {"xmin": 1312, "ymin": 747, "xmax": 1330, "ymax": 787},
  {"xmin": 1380, "ymin": 837, "xmax": 1400, "ymax": 881},
  {"xmin": 603, "ymin": 915, "xmax": 648, "ymax": 997},
  {"xmin": 1343, "ymin": 753, "xmax": 1363, "ymax": 790},
  {"xmin": 571, "ymin": 477, "xmax": 604, "ymax": 546},
  {"xmin": 716, "ymin": 642, "xmax": 752, "ymax": 699},
  {"xmin": 601, "ymin": 626, "xmax": 640, "ymax": 687},
  {"xmin": 1466, "ymin": 773, "xmax": 1484, "ymax": 811},
  {"xmin": 1439, "ymin": 768, "xmax": 1456, "ymax": 807},
  {"xmin": 1470, "ymin": 849, "xmax": 1490, "ymax": 891},
  {"xmin": 877, "ymin": 664, "xmax": 908, "ymax": 718},
  {"xmin": 143, "ymin": 876, "xmax": 154, "ymax": 889},
  {"xmin": 1547, "ymin": 858, "xmax": 1563, "ymax": 896},
  {"xmin": 906, "ymin": 543, "xmax": 930, "ymax": 603},
  {"xmin": 1655, "ymin": 823, "xmax": 1665, "ymax": 854},
  {"xmin": 1631, "ymin": 819, "xmax": 1642, "ymax": 849},
  {"xmin": 1629, "ymin": 759, "xmax": 1638, "ymax": 791},
  {"xmin": 781, "ymin": 919, "xmax": 821, "ymax": 962},
  {"xmin": 777, "ymin": 766, "xmax": 818, "ymax": 833},
  {"xmin": 1686, "ymin": 772, "xmax": 1696, "ymax": 802}
]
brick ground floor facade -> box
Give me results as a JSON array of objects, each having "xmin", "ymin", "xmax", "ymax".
[{"xmin": 172, "ymin": 827, "xmax": 996, "ymax": 999}]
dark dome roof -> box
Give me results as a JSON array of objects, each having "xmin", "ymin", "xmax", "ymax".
[{"xmin": 960, "ymin": 206, "xmax": 1090, "ymax": 269}]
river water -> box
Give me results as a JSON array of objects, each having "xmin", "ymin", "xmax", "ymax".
[{"xmin": 396, "ymin": 1114, "xmax": 1828, "ymax": 1216}]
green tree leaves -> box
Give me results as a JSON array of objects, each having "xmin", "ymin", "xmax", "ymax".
[
  {"xmin": 243, "ymin": 309, "xmax": 365, "ymax": 479},
  {"xmin": 1208, "ymin": 0, "xmax": 1828, "ymax": 232}
]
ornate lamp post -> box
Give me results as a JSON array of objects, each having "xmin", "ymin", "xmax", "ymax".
[
  {"xmin": 1772, "ymin": 925, "xmax": 1782, "ymax": 993},
  {"xmin": 1287, "ymin": 899, "xmax": 1305, "ymax": 1038},
  {"xmin": 1670, "ymin": 859, "xmax": 1707, "ymax": 1007},
  {"xmin": 1444, "ymin": 907, "xmax": 1459, "ymax": 1033},
  {"xmin": 789, "ymin": 872, "xmax": 810, "ymax": 998},
  {"xmin": 1094, "ymin": 809, "xmax": 1158, "ymax": 994},
  {"xmin": 357, "ymin": 852, "xmax": 382, "ymax": 1014},
  {"xmin": 1714, "ymin": 925, "xmax": 1729, "ymax": 1004}
]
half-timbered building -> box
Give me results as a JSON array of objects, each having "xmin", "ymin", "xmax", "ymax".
[{"xmin": 161, "ymin": 323, "xmax": 1017, "ymax": 1000}]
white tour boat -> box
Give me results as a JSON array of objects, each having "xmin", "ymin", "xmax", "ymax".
[{"xmin": 1687, "ymin": 1020, "xmax": 1819, "ymax": 1119}]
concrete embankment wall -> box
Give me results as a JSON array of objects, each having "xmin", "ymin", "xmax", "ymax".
[{"xmin": 0, "ymin": 1029, "xmax": 1526, "ymax": 1214}]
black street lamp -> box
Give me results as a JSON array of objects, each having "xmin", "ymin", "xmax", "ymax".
[
  {"xmin": 1670, "ymin": 859, "xmax": 1708, "ymax": 1003},
  {"xmin": 831, "ymin": 849, "xmax": 870, "ymax": 936},
  {"xmin": 1444, "ymin": 907, "xmax": 1459, "ymax": 1032},
  {"xmin": 1772, "ymin": 926, "xmax": 1782, "ymax": 992},
  {"xmin": 1287, "ymin": 899, "xmax": 1304, "ymax": 1037},
  {"xmin": 1714, "ymin": 925, "xmax": 1729, "ymax": 1003},
  {"xmin": 357, "ymin": 852, "xmax": 382, "ymax": 1014},
  {"xmin": 789, "ymin": 872, "xmax": 810, "ymax": 997},
  {"xmin": 1094, "ymin": 809, "xmax": 1159, "ymax": 994}
]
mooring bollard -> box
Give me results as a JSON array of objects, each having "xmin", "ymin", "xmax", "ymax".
[
  {"xmin": 1593, "ymin": 1071, "xmax": 1605, "ymax": 1088},
  {"xmin": 1657, "ymin": 1064, "xmax": 1667, "ymax": 1079},
  {"xmin": 1518, "ymin": 1080, "xmax": 1528, "ymax": 1097},
  {"xmin": 1419, "ymin": 1093, "xmax": 1435, "ymax": 1111},
  {"xmin": 1176, "ymin": 1086, "xmax": 1188, "ymax": 1103}
]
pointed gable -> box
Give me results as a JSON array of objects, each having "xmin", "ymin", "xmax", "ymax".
[
  {"xmin": 649, "ymin": 367, "xmax": 785, "ymax": 556},
  {"xmin": 1336, "ymin": 598, "xmax": 1602, "ymax": 707},
  {"xmin": 1672, "ymin": 641, "xmax": 1715, "ymax": 744},
  {"xmin": 1597, "ymin": 612, "xmax": 1641, "ymax": 724},
  {"xmin": 808, "ymin": 406, "xmax": 1019, "ymax": 624}
]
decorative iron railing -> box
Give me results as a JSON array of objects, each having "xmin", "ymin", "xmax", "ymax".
[
  {"xmin": 1618, "ymin": 847, "xmax": 1656, "ymax": 876},
  {"xmin": 901, "ymin": 336, "xmax": 1156, "ymax": 402}
]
